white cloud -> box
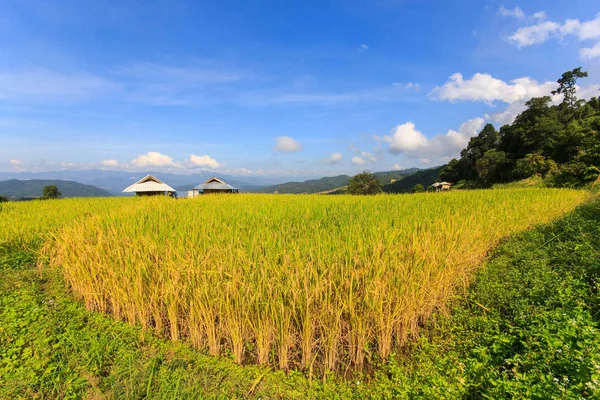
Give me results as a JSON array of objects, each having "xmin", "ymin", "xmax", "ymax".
[
  {"xmin": 189, "ymin": 154, "xmax": 220, "ymax": 169},
  {"xmin": 482, "ymin": 81, "xmax": 598, "ymax": 125},
  {"xmin": 443, "ymin": 118, "xmax": 486, "ymax": 149},
  {"xmin": 577, "ymin": 83, "xmax": 600, "ymax": 100},
  {"xmin": 508, "ymin": 21, "xmax": 560, "ymax": 47},
  {"xmin": 581, "ymin": 41, "xmax": 600, "ymax": 60},
  {"xmin": 61, "ymin": 162, "xmax": 74, "ymax": 168},
  {"xmin": 352, "ymin": 156, "xmax": 366, "ymax": 165},
  {"xmin": 327, "ymin": 152, "xmax": 343, "ymax": 165},
  {"xmin": 9, "ymin": 159, "xmax": 23, "ymax": 168},
  {"xmin": 532, "ymin": 11, "xmax": 546, "ymax": 21},
  {"xmin": 507, "ymin": 13, "xmax": 600, "ymax": 54},
  {"xmin": 273, "ymin": 136, "xmax": 302, "ymax": 153},
  {"xmin": 359, "ymin": 44, "xmax": 369, "ymax": 52},
  {"xmin": 129, "ymin": 151, "xmax": 179, "ymax": 168},
  {"xmin": 498, "ymin": 6, "xmax": 525, "ymax": 19},
  {"xmin": 431, "ymin": 72, "xmax": 556, "ymax": 105},
  {"xmin": 393, "ymin": 82, "xmax": 420, "ymax": 90},
  {"xmin": 100, "ymin": 159, "xmax": 119, "ymax": 167},
  {"xmin": 381, "ymin": 118, "xmax": 486, "ymax": 161},
  {"xmin": 383, "ymin": 122, "xmax": 428, "ymax": 154},
  {"xmin": 360, "ymin": 151, "xmax": 380, "ymax": 163}
]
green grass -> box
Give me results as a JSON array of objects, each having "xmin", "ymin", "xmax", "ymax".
[{"xmin": 1, "ymin": 196, "xmax": 600, "ymax": 398}]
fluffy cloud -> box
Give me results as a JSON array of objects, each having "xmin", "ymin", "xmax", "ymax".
[
  {"xmin": 507, "ymin": 13, "xmax": 600, "ymax": 56},
  {"xmin": 327, "ymin": 152, "xmax": 343, "ymax": 165},
  {"xmin": 100, "ymin": 159, "xmax": 119, "ymax": 167},
  {"xmin": 129, "ymin": 151, "xmax": 179, "ymax": 168},
  {"xmin": 189, "ymin": 154, "xmax": 220, "ymax": 169},
  {"xmin": 581, "ymin": 41, "xmax": 600, "ymax": 60},
  {"xmin": 381, "ymin": 118, "xmax": 486, "ymax": 160},
  {"xmin": 508, "ymin": 21, "xmax": 560, "ymax": 47},
  {"xmin": 498, "ymin": 6, "xmax": 525, "ymax": 19},
  {"xmin": 351, "ymin": 156, "xmax": 366, "ymax": 165},
  {"xmin": 383, "ymin": 122, "xmax": 429, "ymax": 154},
  {"xmin": 273, "ymin": 136, "xmax": 302, "ymax": 153},
  {"xmin": 9, "ymin": 159, "xmax": 23, "ymax": 169},
  {"xmin": 431, "ymin": 73, "xmax": 556, "ymax": 104}
]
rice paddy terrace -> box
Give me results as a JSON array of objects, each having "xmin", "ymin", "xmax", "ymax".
[{"xmin": 1, "ymin": 189, "xmax": 589, "ymax": 374}]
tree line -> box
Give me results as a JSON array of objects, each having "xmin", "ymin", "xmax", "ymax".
[{"xmin": 439, "ymin": 67, "xmax": 600, "ymax": 187}]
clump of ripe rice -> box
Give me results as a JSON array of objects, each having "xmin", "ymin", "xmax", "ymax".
[{"xmin": 43, "ymin": 189, "xmax": 588, "ymax": 370}]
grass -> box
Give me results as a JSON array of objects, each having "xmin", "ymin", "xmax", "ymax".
[
  {"xmin": 492, "ymin": 175, "xmax": 545, "ymax": 189},
  {"xmin": 0, "ymin": 192, "xmax": 598, "ymax": 398},
  {"xmin": 40, "ymin": 189, "xmax": 588, "ymax": 371}
]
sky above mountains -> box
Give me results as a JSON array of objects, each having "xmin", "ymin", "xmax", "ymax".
[{"xmin": 2, "ymin": 0, "xmax": 600, "ymax": 178}]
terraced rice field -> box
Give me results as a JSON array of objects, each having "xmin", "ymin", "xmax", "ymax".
[{"xmin": 1, "ymin": 189, "xmax": 589, "ymax": 371}]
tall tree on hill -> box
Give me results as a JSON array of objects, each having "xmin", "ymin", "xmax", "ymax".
[
  {"xmin": 552, "ymin": 67, "xmax": 588, "ymax": 121},
  {"xmin": 348, "ymin": 171, "xmax": 382, "ymax": 195}
]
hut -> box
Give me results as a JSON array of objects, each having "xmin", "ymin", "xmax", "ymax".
[
  {"xmin": 122, "ymin": 174, "xmax": 176, "ymax": 196},
  {"xmin": 431, "ymin": 182, "xmax": 452, "ymax": 192},
  {"xmin": 191, "ymin": 177, "xmax": 238, "ymax": 196}
]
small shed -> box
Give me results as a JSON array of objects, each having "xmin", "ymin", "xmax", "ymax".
[
  {"xmin": 123, "ymin": 174, "xmax": 176, "ymax": 196},
  {"xmin": 431, "ymin": 182, "xmax": 452, "ymax": 192},
  {"xmin": 191, "ymin": 177, "xmax": 238, "ymax": 196}
]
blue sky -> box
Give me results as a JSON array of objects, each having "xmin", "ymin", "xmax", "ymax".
[{"xmin": 2, "ymin": 0, "xmax": 600, "ymax": 178}]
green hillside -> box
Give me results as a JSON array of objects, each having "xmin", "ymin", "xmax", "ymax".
[
  {"xmin": 0, "ymin": 179, "xmax": 112, "ymax": 199},
  {"xmin": 383, "ymin": 167, "xmax": 443, "ymax": 193},
  {"xmin": 251, "ymin": 169, "xmax": 420, "ymax": 194}
]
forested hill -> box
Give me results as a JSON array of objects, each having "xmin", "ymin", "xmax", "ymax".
[
  {"xmin": 439, "ymin": 67, "xmax": 600, "ymax": 188},
  {"xmin": 383, "ymin": 167, "xmax": 443, "ymax": 193},
  {"xmin": 0, "ymin": 179, "xmax": 112, "ymax": 199},
  {"xmin": 250, "ymin": 169, "xmax": 421, "ymax": 194}
]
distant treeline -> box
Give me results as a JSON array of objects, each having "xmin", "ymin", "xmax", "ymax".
[{"xmin": 439, "ymin": 67, "xmax": 600, "ymax": 187}]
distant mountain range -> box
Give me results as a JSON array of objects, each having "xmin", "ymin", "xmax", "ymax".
[
  {"xmin": 0, "ymin": 170, "xmax": 280, "ymax": 195},
  {"xmin": 0, "ymin": 167, "xmax": 443, "ymax": 198},
  {"xmin": 0, "ymin": 179, "xmax": 112, "ymax": 199}
]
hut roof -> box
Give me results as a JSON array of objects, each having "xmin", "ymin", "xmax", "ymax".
[
  {"xmin": 192, "ymin": 177, "xmax": 237, "ymax": 191},
  {"xmin": 122, "ymin": 174, "xmax": 176, "ymax": 193},
  {"xmin": 432, "ymin": 181, "xmax": 452, "ymax": 187}
]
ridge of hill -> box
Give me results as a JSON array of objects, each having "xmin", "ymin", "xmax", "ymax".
[
  {"xmin": 383, "ymin": 167, "xmax": 443, "ymax": 193},
  {"xmin": 0, "ymin": 179, "xmax": 112, "ymax": 199},
  {"xmin": 250, "ymin": 169, "xmax": 423, "ymax": 194}
]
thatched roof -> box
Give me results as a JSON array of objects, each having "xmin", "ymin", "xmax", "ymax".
[
  {"xmin": 193, "ymin": 177, "xmax": 238, "ymax": 192},
  {"xmin": 123, "ymin": 175, "xmax": 176, "ymax": 193}
]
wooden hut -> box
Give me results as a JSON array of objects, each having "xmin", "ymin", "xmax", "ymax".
[
  {"xmin": 191, "ymin": 177, "xmax": 238, "ymax": 196},
  {"xmin": 431, "ymin": 181, "xmax": 452, "ymax": 192},
  {"xmin": 122, "ymin": 174, "xmax": 176, "ymax": 196}
]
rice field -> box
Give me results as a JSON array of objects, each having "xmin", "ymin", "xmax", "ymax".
[{"xmin": 12, "ymin": 189, "xmax": 582, "ymax": 372}]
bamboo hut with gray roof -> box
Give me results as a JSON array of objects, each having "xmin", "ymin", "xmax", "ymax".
[
  {"xmin": 191, "ymin": 177, "xmax": 238, "ymax": 196},
  {"xmin": 123, "ymin": 174, "xmax": 176, "ymax": 196}
]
